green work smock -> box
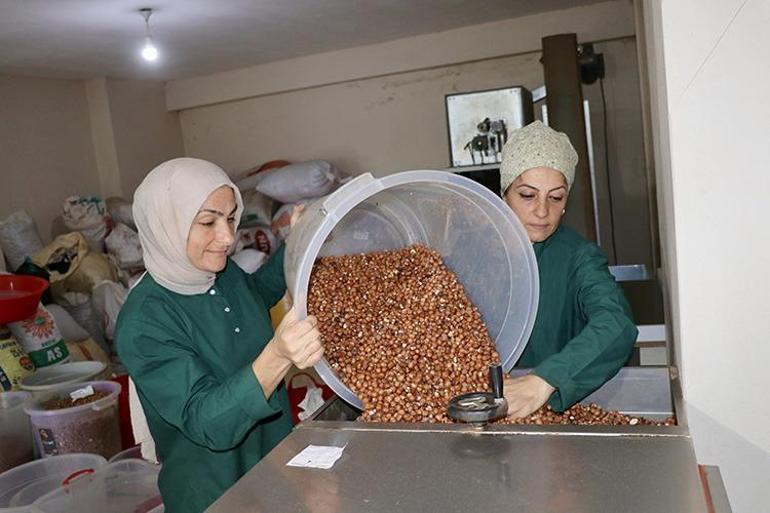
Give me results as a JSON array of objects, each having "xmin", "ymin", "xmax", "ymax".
[
  {"xmin": 115, "ymin": 246, "xmax": 291, "ymax": 513},
  {"xmin": 516, "ymin": 225, "xmax": 638, "ymax": 411}
]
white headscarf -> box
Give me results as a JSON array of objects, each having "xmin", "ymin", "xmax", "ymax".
[{"xmin": 133, "ymin": 157, "xmax": 244, "ymax": 295}]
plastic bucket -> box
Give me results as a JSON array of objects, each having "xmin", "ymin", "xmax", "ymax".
[
  {"xmin": 0, "ymin": 453, "xmax": 106, "ymax": 509},
  {"xmin": 23, "ymin": 381, "xmax": 121, "ymax": 460},
  {"xmin": 19, "ymin": 362, "xmax": 108, "ymax": 395},
  {"xmin": 285, "ymin": 171, "xmax": 539, "ymax": 409},
  {"xmin": 32, "ymin": 459, "xmax": 162, "ymax": 513},
  {"xmin": 0, "ymin": 391, "xmax": 33, "ymax": 474},
  {"xmin": 0, "ymin": 276, "xmax": 49, "ymax": 325}
]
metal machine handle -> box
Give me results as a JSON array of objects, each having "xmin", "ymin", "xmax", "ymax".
[{"xmin": 489, "ymin": 364, "xmax": 504, "ymax": 399}]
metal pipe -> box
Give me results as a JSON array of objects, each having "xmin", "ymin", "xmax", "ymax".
[{"xmin": 542, "ymin": 33, "xmax": 597, "ymax": 242}]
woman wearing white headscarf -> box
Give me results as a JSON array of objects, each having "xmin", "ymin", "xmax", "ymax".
[
  {"xmin": 499, "ymin": 121, "xmax": 637, "ymax": 420},
  {"xmin": 115, "ymin": 158, "xmax": 323, "ymax": 513}
]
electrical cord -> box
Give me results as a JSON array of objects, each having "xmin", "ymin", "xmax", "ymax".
[{"xmin": 598, "ymin": 77, "xmax": 619, "ymax": 264}]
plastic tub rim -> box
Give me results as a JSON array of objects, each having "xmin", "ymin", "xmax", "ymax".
[
  {"xmin": 0, "ymin": 390, "xmax": 32, "ymax": 409},
  {"xmin": 0, "ymin": 452, "xmax": 107, "ymax": 508},
  {"xmin": 19, "ymin": 362, "xmax": 108, "ymax": 392},
  {"xmin": 23, "ymin": 380, "xmax": 121, "ymax": 417},
  {"xmin": 286, "ymin": 170, "xmax": 539, "ymax": 410}
]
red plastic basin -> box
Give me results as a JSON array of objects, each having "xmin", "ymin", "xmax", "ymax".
[{"xmin": 0, "ymin": 275, "xmax": 49, "ymax": 324}]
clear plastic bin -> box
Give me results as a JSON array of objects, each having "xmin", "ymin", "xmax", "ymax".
[
  {"xmin": 19, "ymin": 362, "xmax": 108, "ymax": 395},
  {"xmin": 23, "ymin": 381, "xmax": 121, "ymax": 460},
  {"xmin": 33, "ymin": 459, "xmax": 162, "ymax": 513},
  {"xmin": 0, "ymin": 453, "xmax": 106, "ymax": 509},
  {"xmin": 285, "ymin": 171, "xmax": 539, "ymax": 409},
  {"xmin": 0, "ymin": 392, "xmax": 33, "ymax": 474},
  {"xmin": 107, "ymin": 445, "xmax": 142, "ymax": 463}
]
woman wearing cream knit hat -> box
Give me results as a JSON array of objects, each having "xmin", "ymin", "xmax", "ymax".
[{"xmin": 499, "ymin": 121, "xmax": 637, "ymax": 419}]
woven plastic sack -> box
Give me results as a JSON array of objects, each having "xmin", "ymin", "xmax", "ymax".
[
  {"xmin": 47, "ymin": 303, "xmax": 90, "ymax": 342},
  {"xmin": 239, "ymin": 189, "xmax": 276, "ymax": 227},
  {"xmin": 271, "ymin": 201, "xmax": 315, "ymax": 240},
  {"xmin": 62, "ymin": 196, "xmax": 112, "ymax": 252},
  {"xmin": 32, "ymin": 232, "xmax": 118, "ymax": 297},
  {"xmin": 0, "ymin": 327, "xmax": 35, "ymax": 391},
  {"xmin": 106, "ymin": 197, "xmax": 135, "ymax": 229},
  {"xmin": 66, "ymin": 337, "xmax": 111, "ymax": 366},
  {"xmin": 91, "ymin": 280, "xmax": 128, "ymax": 342},
  {"xmin": 105, "ymin": 223, "xmax": 143, "ymax": 269},
  {"xmin": 231, "ymin": 249, "xmax": 268, "ymax": 274},
  {"xmin": 234, "ymin": 224, "xmax": 278, "ymax": 254},
  {"xmin": 8, "ymin": 304, "xmax": 70, "ymax": 368},
  {"xmin": 251, "ymin": 160, "xmax": 342, "ymax": 203},
  {"xmin": 59, "ymin": 291, "xmax": 107, "ymax": 349},
  {"xmin": 0, "ymin": 210, "xmax": 44, "ymax": 270}
]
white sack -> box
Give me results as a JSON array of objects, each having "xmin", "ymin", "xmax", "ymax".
[{"xmin": 0, "ymin": 210, "xmax": 44, "ymax": 270}]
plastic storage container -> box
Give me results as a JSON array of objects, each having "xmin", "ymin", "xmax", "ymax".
[
  {"xmin": 23, "ymin": 381, "xmax": 122, "ymax": 460},
  {"xmin": 0, "ymin": 453, "xmax": 106, "ymax": 510},
  {"xmin": 107, "ymin": 445, "xmax": 142, "ymax": 463},
  {"xmin": 285, "ymin": 171, "xmax": 539, "ymax": 409},
  {"xmin": 33, "ymin": 459, "xmax": 162, "ymax": 513},
  {"xmin": 0, "ymin": 391, "xmax": 33, "ymax": 473},
  {"xmin": 19, "ymin": 362, "xmax": 108, "ymax": 395}
]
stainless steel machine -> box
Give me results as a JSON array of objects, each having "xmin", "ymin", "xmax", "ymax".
[{"xmin": 205, "ymin": 366, "xmax": 730, "ymax": 513}]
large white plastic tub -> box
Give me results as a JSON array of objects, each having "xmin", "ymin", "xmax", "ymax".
[
  {"xmin": 285, "ymin": 171, "xmax": 539, "ymax": 409},
  {"xmin": 33, "ymin": 459, "xmax": 161, "ymax": 513},
  {"xmin": 0, "ymin": 453, "xmax": 106, "ymax": 510}
]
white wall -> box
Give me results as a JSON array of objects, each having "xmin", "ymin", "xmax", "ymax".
[
  {"xmin": 642, "ymin": 1, "xmax": 770, "ymax": 511},
  {"xmin": 167, "ymin": 1, "xmax": 636, "ymax": 110},
  {"xmin": 180, "ymin": 51, "xmax": 545, "ymax": 178},
  {"xmin": 176, "ymin": 1, "xmax": 652, "ymax": 265},
  {"xmin": 0, "ymin": 75, "xmax": 183, "ymax": 255},
  {"xmin": 175, "ymin": 1, "xmax": 638, "ymax": 176},
  {"xmin": 106, "ymin": 79, "xmax": 185, "ymax": 197}
]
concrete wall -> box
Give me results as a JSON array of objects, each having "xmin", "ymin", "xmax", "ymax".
[
  {"xmin": 0, "ymin": 75, "xmax": 183, "ymax": 255},
  {"xmin": 106, "ymin": 79, "xmax": 185, "ymax": 197},
  {"xmin": 641, "ymin": 1, "xmax": 770, "ymax": 511},
  {"xmin": 0, "ymin": 75, "xmax": 100, "ymax": 242},
  {"xmin": 176, "ymin": 1, "xmax": 652, "ymax": 265},
  {"xmin": 167, "ymin": 1, "xmax": 636, "ymax": 111}
]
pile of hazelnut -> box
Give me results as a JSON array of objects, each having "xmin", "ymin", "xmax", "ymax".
[
  {"xmin": 308, "ymin": 245, "xmax": 499, "ymax": 423},
  {"xmin": 308, "ymin": 245, "xmax": 674, "ymax": 427},
  {"xmin": 496, "ymin": 403, "xmax": 675, "ymax": 426}
]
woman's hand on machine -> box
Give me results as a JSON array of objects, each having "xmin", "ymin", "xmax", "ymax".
[
  {"xmin": 503, "ymin": 374, "xmax": 555, "ymax": 419},
  {"xmin": 270, "ymin": 307, "xmax": 324, "ymax": 369}
]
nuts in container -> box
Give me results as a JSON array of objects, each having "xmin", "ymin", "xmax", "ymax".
[{"xmin": 308, "ymin": 245, "xmax": 499, "ymax": 423}]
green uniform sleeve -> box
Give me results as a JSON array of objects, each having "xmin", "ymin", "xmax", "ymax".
[
  {"xmin": 532, "ymin": 244, "xmax": 638, "ymax": 411},
  {"xmin": 120, "ymin": 302, "xmax": 283, "ymax": 451},
  {"xmin": 250, "ymin": 244, "xmax": 287, "ymax": 308}
]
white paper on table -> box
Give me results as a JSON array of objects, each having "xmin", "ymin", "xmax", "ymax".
[{"xmin": 286, "ymin": 444, "xmax": 346, "ymax": 469}]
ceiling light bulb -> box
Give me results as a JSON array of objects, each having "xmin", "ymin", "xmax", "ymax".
[
  {"xmin": 138, "ymin": 8, "xmax": 159, "ymax": 63},
  {"xmin": 141, "ymin": 37, "xmax": 158, "ymax": 61}
]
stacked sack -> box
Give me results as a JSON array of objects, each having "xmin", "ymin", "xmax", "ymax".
[
  {"xmin": 233, "ymin": 159, "xmax": 347, "ymax": 273},
  {"xmin": 0, "ymin": 325, "xmax": 35, "ymax": 391},
  {"xmin": 0, "ymin": 194, "xmax": 140, "ymax": 375}
]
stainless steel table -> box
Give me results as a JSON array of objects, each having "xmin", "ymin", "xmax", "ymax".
[
  {"xmin": 207, "ymin": 367, "xmax": 728, "ymax": 513},
  {"xmin": 207, "ymin": 425, "xmax": 709, "ymax": 513}
]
